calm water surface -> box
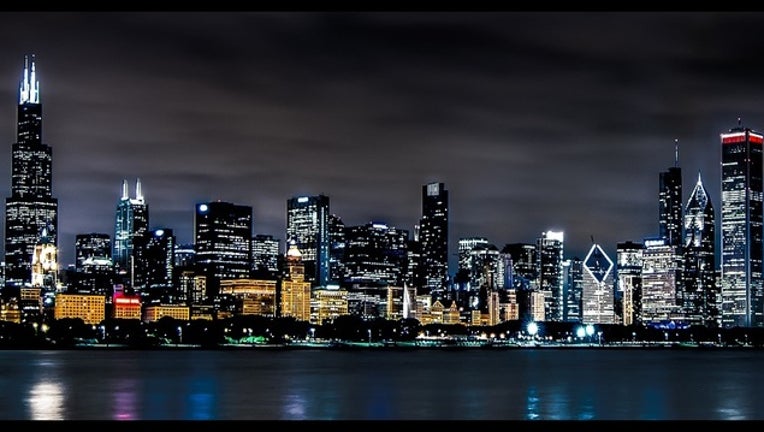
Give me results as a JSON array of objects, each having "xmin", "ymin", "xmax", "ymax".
[{"xmin": 0, "ymin": 348, "xmax": 761, "ymax": 420}]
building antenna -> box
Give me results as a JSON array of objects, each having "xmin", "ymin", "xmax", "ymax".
[
  {"xmin": 674, "ymin": 138, "xmax": 679, "ymax": 168},
  {"xmin": 590, "ymin": 235, "xmax": 595, "ymax": 245},
  {"xmin": 738, "ymin": 117, "xmax": 742, "ymax": 127}
]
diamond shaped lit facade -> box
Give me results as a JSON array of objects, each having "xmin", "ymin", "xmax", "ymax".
[{"xmin": 582, "ymin": 243, "xmax": 616, "ymax": 324}]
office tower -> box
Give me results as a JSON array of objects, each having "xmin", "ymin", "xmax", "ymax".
[
  {"xmin": 251, "ymin": 234, "xmax": 280, "ymax": 278},
  {"xmin": 537, "ymin": 230, "xmax": 564, "ymax": 321},
  {"xmin": 721, "ymin": 122, "xmax": 763, "ymax": 327},
  {"xmin": 328, "ymin": 214, "xmax": 346, "ymax": 284},
  {"xmin": 75, "ymin": 234, "xmax": 111, "ymax": 272},
  {"xmin": 458, "ymin": 237, "xmax": 502, "ymax": 290},
  {"xmin": 562, "ymin": 257, "xmax": 583, "ymax": 322},
  {"xmin": 74, "ymin": 233, "xmax": 113, "ymax": 294},
  {"xmin": 616, "ymin": 241, "xmax": 644, "ymax": 326},
  {"xmin": 659, "ymin": 141, "xmax": 683, "ymax": 247},
  {"xmin": 418, "ymin": 182, "xmax": 448, "ymax": 293},
  {"xmin": 343, "ymin": 222, "xmax": 409, "ymax": 287},
  {"xmin": 683, "ymin": 172, "xmax": 719, "ymax": 327},
  {"xmin": 5, "ymin": 55, "xmax": 58, "ymax": 288},
  {"xmin": 458, "ymin": 237, "xmax": 489, "ymax": 271},
  {"xmin": 173, "ymin": 244, "xmax": 196, "ymax": 269},
  {"xmin": 406, "ymin": 225, "xmax": 422, "ymax": 289},
  {"xmin": 581, "ymin": 243, "xmax": 616, "ymax": 324},
  {"xmin": 286, "ymin": 195, "xmax": 329, "ymax": 287},
  {"xmin": 112, "ymin": 179, "xmax": 148, "ymax": 289},
  {"xmin": 641, "ymin": 238, "xmax": 683, "ymax": 325},
  {"xmin": 194, "ymin": 201, "xmax": 253, "ymax": 297},
  {"xmin": 502, "ymin": 243, "xmax": 538, "ymax": 290},
  {"xmin": 144, "ymin": 228, "xmax": 175, "ymax": 292},
  {"xmin": 280, "ymin": 241, "xmax": 312, "ymax": 321}
]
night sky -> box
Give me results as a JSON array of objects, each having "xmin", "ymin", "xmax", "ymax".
[{"xmin": 0, "ymin": 12, "xmax": 760, "ymax": 269}]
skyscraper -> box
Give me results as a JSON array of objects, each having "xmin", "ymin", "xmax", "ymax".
[
  {"xmin": 721, "ymin": 122, "xmax": 763, "ymax": 328},
  {"xmin": 562, "ymin": 257, "xmax": 583, "ymax": 322},
  {"xmin": 4, "ymin": 55, "xmax": 58, "ymax": 288},
  {"xmin": 252, "ymin": 234, "xmax": 280, "ymax": 278},
  {"xmin": 641, "ymin": 238, "xmax": 683, "ymax": 325},
  {"xmin": 75, "ymin": 234, "xmax": 111, "ymax": 272},
  {"xmin": 659, "ymin": 140, "xmax": 683, "ymax": 247},
  {"xmin": 112, "ymin": 179, "xmax": 148, "ymax": 290},
  {"xmin": 74, "ymin": 233, "xmax": 113, "ymax": 295},
  {"xmin": 683, "ymin": 172, "xmax": 718, "ymax": 327},
  {"xmin": 144, "ymin": 228, "xmax": 175, "ymax": 293},
  {"xmin": 343, "ymin": 222, "xmax": 409, "ymax": 287},
  {"xmin": 419, "ymin": 182, "xmax": 448, "ymax": 293},
  {"xmin": 194, "ymin": 201, "xmax": 252, "ymax": 297},
  {"xmin": 286, "ymin": 195, "xmax": 329, "ymax": 287},
  {"xmin": 616, "ymin": 241, "xmax": 644, "ymax": 326},
  {"xmin": 328, "ymin": 214, "xmax": 346, "ymax": 284},
  {"xmin": 537, "ymin": 230, "xmax": 564, "ymax": 321},
  {"xmin": 581, "ymin": 243, "xmax": 616, "ymax": 324}
]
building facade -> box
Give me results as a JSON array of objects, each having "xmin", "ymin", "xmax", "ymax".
[
  {"xmin": 286, "ymin": 195, "xmax": 329, "ymax": 287},
  {"xmin": 5, "ymin": 55, "xmax": 58, "ymax": 288},
  {"xmin": 418, "ymin": 182, "xmax": 448, "ymax": 293},
  {"xmin": 616, "ymin": 241, "xmax": 644, "ymax": 326},
  {"xmin": 720, "ymin": 123, "xmax": 764, "ymax": 328},
  {"xmin": 581, "ymin": 243, "xmax": 616, "ymax": 324}
]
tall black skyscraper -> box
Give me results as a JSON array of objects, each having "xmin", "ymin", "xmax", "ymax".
[
  {"xmin": 4, "ymin": 55, "xmax": 58, "ymax": 288},
  {"xmin": 721, "ymin": 122, "xmax": 763, "ymax": 328},
  {"xmin": 112, "ymin": 179, "xmax": 148, "ymax": 290},
  {"xmin": 144, "ymin": 228, "xmax": 175, "ymax": 293},
  {"xmin": 659, "ymin": 140, "xmax": 683, "ymax": 247},
  {"xmin": 286, "ymin": 195, "xmax": 329, "ymax": 287},
  {"xmin": 328, "ymin": 214, "xmax": 346, "ymax": 284},
  {"xmin": 195, "ymin": 201, "xmax": 252, "ymax": 297},
  {"xmin": 419, "ymin": 182, "xmax": 448, "ymax": 293},
  {"xmin": 683, "ymin": 172, "xmax": 718, "ymax": 327}
]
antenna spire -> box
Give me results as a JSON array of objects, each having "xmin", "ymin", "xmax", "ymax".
[
  {"xmin": 738, "ymin": 117, "xmax": 743, "ymax": 127},
  {"xmin": 590, "ymin": 235, "xmax": 595, "ymax": 245},
  {"xmin": 121, "ymin": 179, "xmax": 129, "ymax": 200},
  {"xmin": 19, "ymin": 54, "xmax": 39, "ymax": 104},
  {"xmin": 674, "ymin": 138, "xmax": 679, "ymax": 168},
  {"xmin": 135, "ymin": 178, "xmax": 143, "ymax": 201}
]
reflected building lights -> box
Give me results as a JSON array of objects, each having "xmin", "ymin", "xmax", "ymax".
[{"xmin": 27, "ymin": 380, "xmax": 64, "ymax": 420}]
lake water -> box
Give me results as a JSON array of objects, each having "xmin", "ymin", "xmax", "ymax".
[{"xmin": 0, "ymin": 348, "xmax": 761, "ymax": 420}]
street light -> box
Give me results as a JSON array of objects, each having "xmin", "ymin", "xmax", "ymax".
[
  {"xmin": 310, "ymin": 327, "xmax": 316, "ymax": 341},
  {"xmin": 576, "ymin": 326, "xmax": 586, "ymax": 339},
  {"xmin": 367, "ymin": 328, "xmax": 372, "ymax": 344},
  {"xmin": 585, "ymin": 324, "xmax": 594, "ymax": 344},
  {"xmin": 177, "ymin": 326, "xmax": 183, "ymax": 346},
  {"xmin": 527, "ymin": 322, "xmax": 538, "ymax": 340}
]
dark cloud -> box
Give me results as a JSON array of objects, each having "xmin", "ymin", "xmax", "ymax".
[{"xmin": 0, "ymin": 12, "xmax": 758, "ymax": 268}]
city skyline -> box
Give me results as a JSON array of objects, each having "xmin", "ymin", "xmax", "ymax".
[{"xmin": 0, "ymin": 12, "xmax": 761, "ymax": 267}]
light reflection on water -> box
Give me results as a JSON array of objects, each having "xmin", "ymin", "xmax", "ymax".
[{"xmin": 2, "ymin": 349, "xmax": 764, "ymax": 420}]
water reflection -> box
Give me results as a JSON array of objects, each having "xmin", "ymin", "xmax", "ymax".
[
  {"xmin": 186, "ymin": 377, "xmax": 216, "ymax": 420},
  {"xmin": 27, "ymin": 381, "xmax": 64, "ymax": 420},
  {"xmin": 526, "ymin": 386, "xmax": 539, "ymax": 420},
  {"xmin": 112, "ymin": 379, "xmax": 138, "ymax": 420}
]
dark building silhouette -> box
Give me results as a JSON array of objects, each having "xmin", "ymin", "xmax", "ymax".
[
  {"xmin": 683, "ymin": 172, "xmax": 718, "ymax": 327},
  {"xmin": 343, "ymin": 222, "xmax": 409, "ymax": 288},
  {"xmin": 418, "ymin": 182, "xmax": 448, "ymax": 294},
  {"xmin": 252, "ymin": 234, "xmax": 280, "ymax": 279},
  {"xmin": 4, "ymin": 55, "xmax": 58, "ymax": 288},
  {"xmin": 720, "ymin": 121, "xmax": 763, "ymax": 328},
  {"xmin": 112, "ymin": 179, "xmax": 148, "ymax": 291},
  {"xmin": 563, "ymin": 257, "xmax": 583, "ymax": 322},
  {"xmin": 328, "ymin": 214, "xmax": 345, "ymax": 284},
  {"xmin": 286, "ymin": 195, "xmax": 330, "ymax": 287},
  {"xmin": 194, "ymin": 201, "xmax": 252, "ymax": 297},
  {"xmin": 74, "ymin": 233, "xmax": 113, "ymax": 295},
  {"xmin": 659, "ymin": 141, "xmax": 683, "ymax": 247},
  {"xmin": 144, "ymin": 228, "xmax": 175, "ymax": 295}
]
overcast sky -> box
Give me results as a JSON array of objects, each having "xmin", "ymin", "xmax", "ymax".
[{"xmin": 0, "ymin": 12, "xmax": 760, "ymax": 269}]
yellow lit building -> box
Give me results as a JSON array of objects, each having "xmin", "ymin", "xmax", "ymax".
[
  {"xmin": 280, "ymin": 242, "xmax": 312, "ymax": 322},
  {"xmin": 530, "ymin": 290, "xmax": 546, "ymax": 322},
  {"xmin": 311, "ymin": 288, "xmax": 349, "ymax": 324},
  {"xmin": 112, "ymin": 293, "xmax": 142, "ymax": 320},
  {"xmin": 143, "ymin": 305, "xmax": 190, "ymax": 322},
  {"xmin": 0, "ymin": 300, "xmax": 20, "ymax": 323},
  {"xmin": 54, "ymin": 294, "xmax": 106, "ymax": 325},
  {"xmin": 220, "ymin": 278, "xmax": 277, "ymax": 317}
]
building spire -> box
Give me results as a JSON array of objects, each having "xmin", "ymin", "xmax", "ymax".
[
  {"xmin": 697, "ymin": 169, "xmax": 702, "ymax": 186},
  {"xmin": 674, "ymin": 138, "xmax": 680, "ymax": 168},
  {"xmin": 19, "ymin": 54, "xmax": 40, "ymax": 105},
  {"xmin": 122, "ymin": 179, "xmax": 129, "ymax": 200},
  {"xmin": 135, "ymin": 178, "xmax": 143, "ymax": 201}
]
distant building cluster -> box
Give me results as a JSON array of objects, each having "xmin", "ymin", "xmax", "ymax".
[{"xmin": 0, "ymin": 56, "xmax": 761, "ymax": 331}]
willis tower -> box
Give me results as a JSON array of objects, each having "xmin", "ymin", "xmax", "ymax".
[{"xmin": 4, "ymin": 55, "xmax": 58, "ymax": 288}]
